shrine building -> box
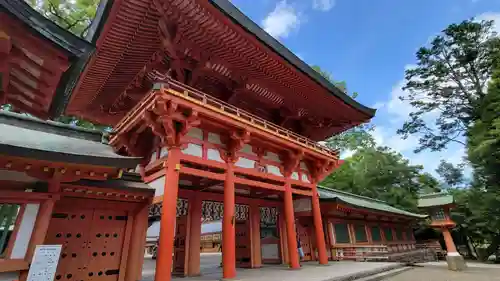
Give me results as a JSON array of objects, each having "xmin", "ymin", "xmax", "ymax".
[{"xmin": 0, "ymin": 0, "xmax": 428, "ymax": 281}]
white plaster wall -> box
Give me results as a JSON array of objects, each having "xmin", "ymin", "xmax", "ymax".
[
  {"xmin": 148, "ymin": 150, "xmax": 157, "ymax": 165},
  {"xmin": 264, "ymin": 152, "xmax": 281, "ymax": 162},
  {"xmin": 0, "ymin": 272, "xmax": 19, "ymax": 281},
  {"xmin": 182, "ymin": 143, "xmax": 203, "ymax": 157},
  {"xmin": 149, "ymin": 176, "xmax": 166, "ymax": 197},
  {"xmin": 207, "ymin": 148, "xmax": 224, "ymax": 162},
  {"xmin": 301, "ymin": 174, "xmax": 311, "ymax": 183},
  {"xmin": 159, "ymin": 147, "xmax": 169, "ymax": 158},
  {"xmin": 300, "ymin": 161, "xmax": 309, "ymax": 171},
  {"xmin": 235, "ymin": 157, "xmax": 255, "ymax": 169},
  {"xmin": 207, "ymin": 132, "xmax": 223, "ymax": 145},
  {"xmin": 293, "ymin": 198, "xmax": 312, "ymax": 212},
  {"xmin": 291, "ymin": 172, "xmax": 299, "ymax": 180},
  {"xmin": 10, "ymin": 203, "xmax": 39, "ymax": 259},
  {"xmin": 187, "ymin": 128, "xmax": 203, "ymax": 139},
  {"xmin": 266, "ymin": 165, "xmax": 283, "ymax": 177},
  {"xmin": 240, "ymin": 144, "xmax": 256, "ymax": 155}
]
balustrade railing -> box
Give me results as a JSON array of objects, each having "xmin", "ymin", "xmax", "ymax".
[{"xmin": 163, "ymin": 79, "xmax": 339, "ymax": 159}]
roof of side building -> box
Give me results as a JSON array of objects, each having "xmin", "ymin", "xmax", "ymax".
[
  {"xmin": 0, "ymin": 111, "xmax": 141, "ymax": 168},
  {"xmin": 318, "ymin": 186, "xmax": 427, "ymax": 219}
]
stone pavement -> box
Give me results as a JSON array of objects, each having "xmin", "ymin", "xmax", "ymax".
[
  {"xmin": 383, "ymin": 265, "xmax": 500, "ymax": 281},
  {"xmin": 142, "ymin": 258, "xmax": 403, "ymax": 281}
]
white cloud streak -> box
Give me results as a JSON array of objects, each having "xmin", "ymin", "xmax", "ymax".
[{"xmin": 262, "ymin": 0, "xmax": 301, "ymax": 39}]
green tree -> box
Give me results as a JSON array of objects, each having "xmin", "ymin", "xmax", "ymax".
[
  {"xmin": 435, "ymin": 160, "xmax": 466, "ymax": 188},
  {"xmin": 398, "ymin": 19, "xmax": 500, "ymax": 153},
  {"xmin": 467, "ymin": 60, "xmax": 500, "ymax": 187},
  {"xmin": 28, "ymin": 0, "xmax": 99, "ymax": 37},
  {"xmin": 322, "ymin": 146, "xmax": 435, "ymax": 211},
  {"xmin": 311, "ymin": 65, "xmax": 373, "ymax": 150}
]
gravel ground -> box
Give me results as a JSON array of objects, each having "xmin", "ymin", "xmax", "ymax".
[{"xmin": 384, "ymin": 266, "xmax": 500, "ymax": 281}]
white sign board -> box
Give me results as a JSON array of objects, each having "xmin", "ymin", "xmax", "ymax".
[
  {"xmin": 261, "ymin": 244, "xmax": 279, "ymax": 259},
  {"xmin": 27, "ymin": 245, "xmax": 62, "ymax": 281}
]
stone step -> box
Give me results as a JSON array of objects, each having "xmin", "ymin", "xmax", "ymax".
[{"xmin": 353, "ymin": 267, "xmax": 412, "ymax": 281}]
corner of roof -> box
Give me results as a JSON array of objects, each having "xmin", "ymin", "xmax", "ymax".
[
  {"xmin": 209, "ymin": 0, "xmax": 376, "ymax": 121},
  {"xmin": 0, "ymin": 110, "xmax": 104, "ymax": 142}
]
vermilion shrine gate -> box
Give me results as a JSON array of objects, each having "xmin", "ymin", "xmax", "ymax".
[{"xmin": 0, "ymin": 1, "xmax": 430, "ymax": 281}]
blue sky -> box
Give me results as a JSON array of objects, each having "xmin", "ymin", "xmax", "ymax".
[{"xmin": 231, "ymin": 0, "xmax": 500, "ymax": 177}]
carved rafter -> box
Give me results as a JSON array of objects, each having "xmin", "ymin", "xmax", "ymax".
[
  {"xmin": 222, "ymin": 130, "xmax": 250, "ymax": 163},
  {"xmin": 306, "ymin": 159, "xmax": 340, "ymax": 183},
  {"xmin": 281, "ymin": 150, "xmax": 304, "ymax": 177}
]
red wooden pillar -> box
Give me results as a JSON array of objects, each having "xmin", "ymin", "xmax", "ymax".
[
  {"xmin": 223, "ymin": 164, "xmax": 236, "ymax": 279},
  {"xmin": 442, "ymin": 228, "xmax": 458, "ymax": 253},
  {"xmin": 250, "ymin": 203, "xmax": 262, "ymax": 268},
  {"xmin": 187, "ymin": 196, "xmax": 202, "ymax": 276},
  {"xmin": 283, "ymin": 180, "xmax": 300, "ymax": 269},
  {"xmin": 155, "ymin": 147, "xmax": 181, "ymax": 281},
  {"xmin": 311, "ymin": 186, "xmax": 328, "ymax": 265}
]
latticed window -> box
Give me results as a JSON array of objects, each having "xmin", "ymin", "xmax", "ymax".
[
  {"xmin": 431, "ymin": 208, "xmax": 446, "ymax": 221},
  {"xmin": 371, "ymin": 226, "xmax": 382, "ymax": 242},
  {"xmin": 354, "ymin": 225, "xmax": 368, "ymax": 242},
  {"xmin": 383, "ymin": 227, "xmax": 393, "ymax": 241},
  {"xmin": 334, "ymin": 223, "xmax": 350, "ymax": 244},
  {"xmin": 395, "ymin": 228, "xmax": 404, "ymax": 241},
  {"xmin": 0, "ymin": 204, "xmax": 21, "ymax": 258}
]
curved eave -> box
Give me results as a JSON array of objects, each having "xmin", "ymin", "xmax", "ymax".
[
  {"xmin": 0, "ymin": 144, "xmax": 141, "ymax": 169},
  {"xmin": 209, "ymin": 0, "xmax": 376, "ymax": 120}
]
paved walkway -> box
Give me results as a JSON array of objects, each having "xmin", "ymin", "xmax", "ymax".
[
  {"xmin": 142, "ymin": 257, "xmax": 401, "ymax": 281},
  {"xmin": 384, "ymin": 265, "xmax": 500, "ymax": 281}
]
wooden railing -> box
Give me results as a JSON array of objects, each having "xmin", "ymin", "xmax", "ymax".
[{"xmin": 162, "ymin": 79, "xmax": 339, "ymax": 159}]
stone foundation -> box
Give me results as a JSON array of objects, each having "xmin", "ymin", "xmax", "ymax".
[{"xmin": 446, "ymin": 254, "xmax": 467, "ymax": 271}]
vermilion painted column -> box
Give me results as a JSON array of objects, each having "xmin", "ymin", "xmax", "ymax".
[
  {"xmin": 125, "ymin": 204, "xmax": 149, "ymax": 281},
  {"xmin": 311, "ymin": 186, "xmax": 328, "ymax": 265},
  {"xmin": 283, "ymin": 180, "xmax": 300, "ymax": 269},
  {"xmin": 442, "ymin": 228, "xmax": 458, "ymax": 253},
  {"xmin": 250, "ymin": 203, "xmax": 262, "ymax": 268},
  {"xmin": 223, "ymin": 164, "xmax": 236, "ymax": 279},
  {"xmin": 155, "ymin": 147, "xmax": 181, "ymax": 281},
  {"xmin": 187, "ymin": 197, "xmax": 202, "ymax": 276}
]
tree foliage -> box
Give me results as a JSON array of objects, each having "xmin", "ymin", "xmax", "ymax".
[
  {"xmin": 398, "ymin": 19, "xmax": 500, "ymax": 153},
  {"xmin": 435, "ymin": 160, "xmax": 466, "ymax": 188},
  {"xmin": 28, "ymin": 0, "xmax": 99, "ymax": 38},
  {"xmin": 322, "ymin": 146, "xmax": 438, "ymax": 211},
  {"xmin": 311, "ymin": 65, "xmax": 372, "ymax": 150}
]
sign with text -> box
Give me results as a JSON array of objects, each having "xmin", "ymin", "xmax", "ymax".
[{"xmin": 27, "ymin": 245, "xmax": 62, "ymax": 281}]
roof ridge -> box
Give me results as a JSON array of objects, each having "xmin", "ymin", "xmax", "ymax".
[
  {"xmin": 317, "ymin": 185, "xmax": 388, "ymax": 204},
  {"xmin": 0, "ymin": 111, "xmax": 104, "ymax": 142}
]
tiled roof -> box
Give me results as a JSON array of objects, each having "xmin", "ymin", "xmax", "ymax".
[
  {"xmin": 0, "ymin": 111, "xmax": 141, "ymax": 168},
  {"xmin": 417, "ymin": 193, "xmax": 454, "ymax": 208},
  {"xmin": 318, "ymin": 186, "xmax": 427, "ymax": 219}
]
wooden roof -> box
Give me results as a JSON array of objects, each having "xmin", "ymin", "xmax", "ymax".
[
  {"xmin": 0, "ymin": 0, "xmax": 94, "ymax": 119},
  {"xmin": 65, "ymin": 0, "xmax": 375, "ymax": 141}
]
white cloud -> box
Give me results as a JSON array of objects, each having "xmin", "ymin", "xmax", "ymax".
[
  {"xmin": 312, "ymin": 0, "xmax": 336, "ymax": 11},
  {"xmin": 476, "ymin": 12, "xmax": 500, "ymax": 34},
  {"xmin": 262, "ymin": 0, "xmax": 301, "ymax": 39}
]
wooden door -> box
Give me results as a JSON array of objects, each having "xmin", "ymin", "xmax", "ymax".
[
  {"xmin": 45, "ymin": 201, "xmax": 129, "ymax": 281},
  {"xmin": 296, "ymin": 222, "xmax": 312, "ymax": 261}
]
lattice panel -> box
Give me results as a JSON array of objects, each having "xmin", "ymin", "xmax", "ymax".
[
  {"xmin": 260, "ymin": 207, "xmax": 278, "ymax": 225},
  {"xmin": 235, "ymin": 205, "xmax": 249, "ymax": 221},
  {"xmin": 202, "ymin": 201, "xmax": 223, "ymax": 221},
  {"xmin": 201, "ymin": 201, "xmax": 249, "ymax": 221},
  {"xmin": 148, "ymin": 199, "xmax": 189, "ymax": 219}
]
